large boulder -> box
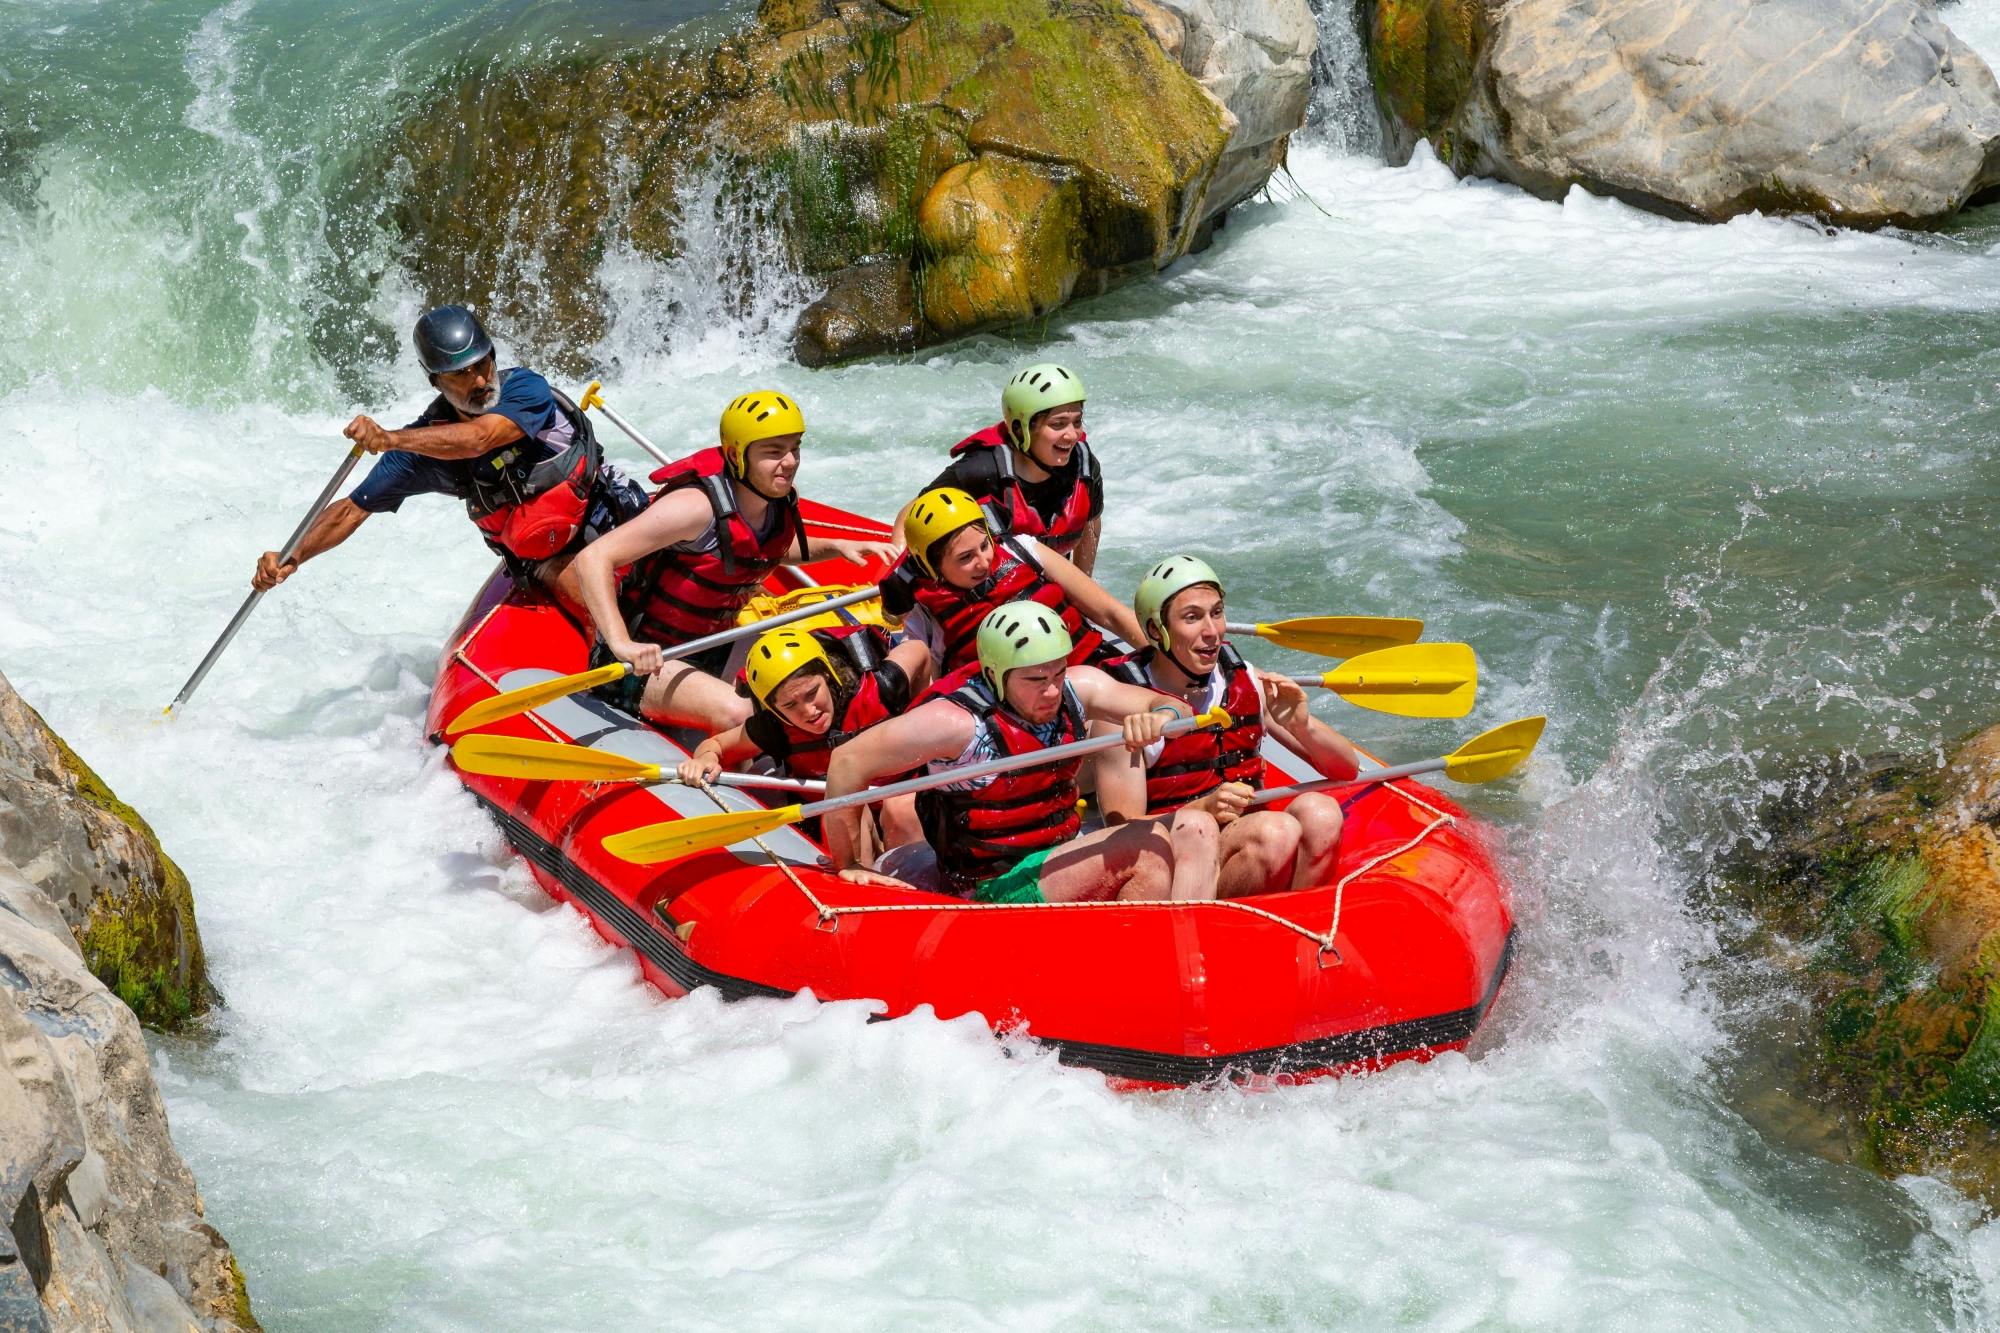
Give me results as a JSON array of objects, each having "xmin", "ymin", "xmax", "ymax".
[
  {"xmin": 1366, "ymin": 0, "xmax": 2000, "ymax": 228},
  {"xmin": 0, "ymin": 853, "xmax": 258, "ymax": 1332},
  {"xmin": 0, "ymin": 672, "xmax": 213, "ymax": 1030},
  {"xmin": 384, "ymin": 0, "xmax": 1316, "ymax": 368},
  {"xmin": 1718, "ymin": 723, "xmax": 2000, "ymax": 1202}
]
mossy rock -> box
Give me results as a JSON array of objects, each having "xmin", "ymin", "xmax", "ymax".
[
  {"xmin": 1366, "ymin": 0, "xmax": 1488, "ymax": 165},
  {"xmin": 0, "ymin": 672, "xmax": 214, "ymax": 1031},
  {"xmin": 1719, "ymin": 723, "xmax": 2000, "ymax": 1202},
  {"xmin": 379, "ymin": 0, "xmax": 1234, "ymax": 365}
]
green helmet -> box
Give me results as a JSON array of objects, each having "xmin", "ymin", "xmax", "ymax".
[
  {"xmin": 1001, "ymin": 363, "xmax": 1085, "ymax": 454},
  {"xmin": 1135, "ymin": 555, "xmax": 1224, "ymax": 653},
  {"xmin": 976, "ymin": 601, "xmax": 1074, "ymax": 696}
]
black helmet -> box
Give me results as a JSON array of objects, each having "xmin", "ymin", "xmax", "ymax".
[{"xmin": 412, "ymin": 305, "xmax": 494, "ymax": 376}]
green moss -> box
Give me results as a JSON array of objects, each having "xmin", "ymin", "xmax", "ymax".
[
  {"xmin": 226, "ymin": 1252, "xmax": 262, "ymax": 1332},
  {"xmin": 25, "ymin": 700, "xmax": 210, "ymax": 1031}
]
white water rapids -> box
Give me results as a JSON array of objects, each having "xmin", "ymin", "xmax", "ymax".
[{"xmin": 4, "ymin": 0, "xmax": 2000, "ymax": 1325}]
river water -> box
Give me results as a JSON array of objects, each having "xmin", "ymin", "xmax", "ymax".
[{"xmin": 4, "ymin": 0, "xmax": 2000, "ymax": 1326}]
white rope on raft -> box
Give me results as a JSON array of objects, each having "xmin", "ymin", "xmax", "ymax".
[{"xmin": 763, "ymin": 778, "xmax": 1459, "ymax": 961}]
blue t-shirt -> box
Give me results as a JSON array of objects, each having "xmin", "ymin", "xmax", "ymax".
[{"xmin": 348, "ymin": 368, "xmax": 569, "ymax": 514}]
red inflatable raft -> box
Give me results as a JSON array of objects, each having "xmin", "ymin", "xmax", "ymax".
[{"xmin": 427, "ymin": 498, "xmax": 1515, "ymax": 1087}]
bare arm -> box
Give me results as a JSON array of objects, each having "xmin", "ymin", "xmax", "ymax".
[
  {"xmin": 572, "ymin": 489, "xmax": 714, "ymax": 671},
  {"xmin": 1258, "ymin": 673, "xmax": 1361, "ymax": 782},
  {"xmin": 251, "ymin": 499, "xmax": 370, "ymax": 590},
  {"xmin": 344, "ymin": 411, "xmax": 522, "ymax": 460},
  {"xmin": 677, "ymin": 723, "xmax": 762, "ymax": 784},
  {"xmin": 1036, "ymin": 544, "xmax": 1144, "ymax": 646},
  {"xmin": 813, "ymin": 534, "xmax": 900, "ymax": 566},
  {"xmin": 823, "ymin": 701, "xmax": 972, "ymax": 876},
  {"xmin": 1093, "ymin": 738, "xmax": 1148, "ymax": 823},
  {"xmin": 1071, "ymin": 515, "xmax": 1101, "ymax": 577}
]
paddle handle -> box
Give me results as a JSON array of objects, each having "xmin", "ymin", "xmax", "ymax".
[
  {"xmin": 797, "ymin": 708, "xmax": 1226, "ymax": 821},
  {"xmin": 165, "ymin": 443, "xmax": 367, "ymax": 715},
  {"xmin": 652, "ymin": 584, "xmax": 882, "ymax": 665},
  {"xmin": 1224, "ymin": 622, "xmax": 1264, "ymax": 636},
  {"xmin": 579, "ymin": 380, "xmax": 672, "ymax": 468},
  {"xmin": 1249, "ymin": 756, "xmax": 1446, "ymax": 807},
  {"xmin": 684, "ymin": 771, "xmax": 825, "ymax": 794}
]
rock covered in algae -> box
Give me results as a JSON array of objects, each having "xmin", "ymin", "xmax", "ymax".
[
  {"xmin": 0, "ymin": 671, "xmax": 213, "ymax": 1031},
  {"xmin": 1365, "ymin": 0, "xmax": 2000, "ymax": 228},
  {"xmin": 1720, "ymin": 723, "xmax": 2000, "ymax": 1202},
  {"xmin": 383, "ymin": 0, "xmax": 1315, "ymax": 367},
  {"xmin": 0, "ymin": 851, "xmax": 259, "ymax": 1331}
]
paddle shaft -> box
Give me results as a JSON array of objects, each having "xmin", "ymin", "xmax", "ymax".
[
  {"xmin": 165, "ymin": 443, "xmax": 366, "ymax": 714},
  {"xmin": 588, "ymin": 393, "xmax": 673, "ymax": 468},
  {"xmin": 1249, "ymin": 757, "xmax": 1446, "ymax": 806},
  {"xmin": 679, "ymin": 771, "xmax": 825, "ymax": 794},
  {"xmin": 796, "ymin": 710, "xmax": 1220, "ymax": 822},
  {"xmin": 649, "ymin": 584, "xmax": 881, "ymax": 666}
]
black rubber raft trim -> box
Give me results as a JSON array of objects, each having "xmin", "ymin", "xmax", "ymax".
[{"xmin": 475, "ymin": 795, "xmax": 1515, "ymax": 1084}]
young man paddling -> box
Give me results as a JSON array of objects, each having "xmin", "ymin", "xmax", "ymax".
[
  {"xmin": 883, "ymin": 486, "xmax": 1141, "ymax": 675},
  {"xmin": 572, "ymin": 392, "xmax": 893, "ymax": 731},
  {"xmin": 909, "ymin": 362, "xmax": 1103, "ymax": 573},
  {"xmin": 252, "ymin": 305, "xmax": 646, "ymax": 604},
  {"xmin": 825, "ymin": 602, "xmax": 1224, "ymax": 903},
  {"xmin": 1097, "ymin": 556, "xmax": 1361, "ymax": 896},
  {"xmin": 677, "ymin": 623, "xmax": 932, "ymax": 859}
]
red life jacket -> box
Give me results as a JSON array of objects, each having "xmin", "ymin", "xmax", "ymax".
[
  {"xmin": 1104, "ymin": 643, "xmax": 1266, "ymax": 815},
  {"xmin": 902, "ymin": 535, "xmax": 1103, "ymax": 673},
  {"xmin": 740, "ymin": 626, "xmax": 909, "ymax": 781},
  {"xmin": 621, "ymin": 448, "xmax": 807, "ymax": 646},
  {"xmin": 949, "ymin": 422, "xmax": 1097, "ymax": 557},
  {"xmin": 465, "ymin": 372, "xmax": 603, "ymax": 561},
  {"xmin": 914, "ymin": 663, "xmax": 1087, "ymax": 893}
]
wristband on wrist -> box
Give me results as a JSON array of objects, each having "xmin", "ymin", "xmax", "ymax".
[{"xmin": 1149, "ymin": 704, "xmax": 1181, "ymax": 718}]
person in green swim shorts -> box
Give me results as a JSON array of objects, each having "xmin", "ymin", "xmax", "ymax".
[{"xmin": 822, "ymin": 601, "xmax": 1225, "ymax": 903}]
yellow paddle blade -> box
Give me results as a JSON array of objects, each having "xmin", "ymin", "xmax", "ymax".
[
  {"xmin": 603, "ymin": 805, "xmax": 805, "ymax": 865},
  {"xmin": 451, "ymin": 735, "xmax": 660, "ymax": 783},
  {"xmin": 1250, "ymin": 615, "xmax": 1425, "ymax": 658},
  {"xmin": 444, "ymin": 662, "xmax": 628, "ymax": 736},
  {"xmin": 1319, "ymin": 643, "xmax": 1477, "ymax": 719},
  {"xmin": 1441, "ymin": 716, "xmax": 1546, "ymax": 783}
]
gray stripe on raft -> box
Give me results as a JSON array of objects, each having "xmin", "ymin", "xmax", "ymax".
[{"xmin": 493, "ymin": 668, "xmax": 822, "ymax": 866}]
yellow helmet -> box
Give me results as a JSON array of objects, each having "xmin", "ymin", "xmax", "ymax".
[
  {"xmin": 903, "ymin": 487, "xmax": 990, "ymax": 578},
  {"xmin": 740, "ymin": 627, "xmax": 833, "ymax": 710},
  {"xmin": 719, "ymin": 391, "xmax": 805, "ymax": 478}
]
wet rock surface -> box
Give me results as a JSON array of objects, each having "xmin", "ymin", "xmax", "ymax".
[
  {"xmin": 1718, "ymin": 724, "xmax": 2000, "ymax": 1203},
  {"xmin": 383, "ymin": 0, "xmax": 1316, "ymax": 366},
  {"xmin": 1366, "ymin": 0, "xmax": 2000, "ymax": 228},
  {"xmin": 0, "ymin": 672, "xmax": 212, "ymax": 1031},
  {"xmin": 0, "ymin": 673, "xmax": 256, "ymax": 1330}
]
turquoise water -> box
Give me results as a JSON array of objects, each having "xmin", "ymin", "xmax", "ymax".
[{"xmin": 3, "ymin": 0, "xmax": 2000, "ymax": 1326}]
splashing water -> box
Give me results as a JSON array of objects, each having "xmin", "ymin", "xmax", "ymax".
[{"xmin": 3, "ymin": 0, "xmax": 2000, "ymax": 1326}]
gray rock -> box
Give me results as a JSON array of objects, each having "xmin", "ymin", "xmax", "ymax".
[
  {"xmin": 0, "ymin": 670, "xmax": 212, "ymax": 1029},
  {"xmin": 1371, "ymin": 0, "xmax": 2000, "ymax": 228},
  {"xmin": 0, "ymin": 861, "xmax": 256, "ymax": 1331},
  {"xmin": 1159, "ymin": 0, "xmax": 1320, "ymax": 211}
]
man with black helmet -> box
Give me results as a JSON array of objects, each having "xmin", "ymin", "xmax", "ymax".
[{"xmin": 251, "ymin": 304, "xmax": 644, "ymax": 604}]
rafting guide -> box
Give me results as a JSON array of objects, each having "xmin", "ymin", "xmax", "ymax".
[{"xmin": 250, "ymin": 305, "xmax": 646, "ymax": 607}]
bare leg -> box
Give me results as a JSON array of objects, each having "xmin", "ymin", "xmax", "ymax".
[
  {"xmin": 638, "ymin": 662, "xmax": 754, "ymax": 732},
  {"xmin": 1030, "ymin": 809, "xmax": 1220, "ymax": 902},
  {"xmin": 1284, "ymin": 793, "xmax": 1344, "ymax": 891},
  {"xmin": 1215, "ymin": 811, "xmax": 1303, "ymax": 898},
  {"xmin": 878, "ymin": 794, "xmax": 924, "ymax": 850}
]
